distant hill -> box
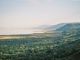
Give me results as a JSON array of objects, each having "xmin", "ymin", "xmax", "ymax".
[
  {"xmin": 55, "ymin": 23, "xmax": 80, "ymax": 32},
  {"xmin": 36, "ymin": 23, "xmax": 80, "ymax": 33}
]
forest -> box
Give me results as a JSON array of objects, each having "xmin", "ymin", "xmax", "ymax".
[{"xmin": 0, "ymin": 29, "xmax": 80, "ymax": 60}]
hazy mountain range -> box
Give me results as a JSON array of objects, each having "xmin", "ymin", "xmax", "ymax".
[
  {"xmin": 0, "ymin": 23, "xmax": 80, "ymax": 35},
  {"xmin": 35, "ymin": 23, "xmax": 80, "ymax": 33}
]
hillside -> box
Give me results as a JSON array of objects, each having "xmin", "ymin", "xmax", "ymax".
[
  {"xmin": 0, "ymin": 23, "xmax": 80, "ymax": 60},
  {"xmin": 36, "ymin": 23, "xmax": 80, "ymax": 33}
]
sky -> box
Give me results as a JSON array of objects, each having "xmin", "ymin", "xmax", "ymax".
[{"xmin": 0, "ymin": 0, "xmax": 80, "ymax": 28}]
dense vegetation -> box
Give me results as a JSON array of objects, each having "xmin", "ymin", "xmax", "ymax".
[{"xmin": 0, "ymin": 25, "xmax": 80, "ymax": 60}]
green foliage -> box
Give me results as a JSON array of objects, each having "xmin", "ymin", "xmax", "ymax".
[{"xmin": 0, "ymin": 29, "xmax": 80, "ymax": 60}]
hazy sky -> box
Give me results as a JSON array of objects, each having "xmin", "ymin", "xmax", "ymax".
[{"xmin": 0, "ymin": 0, "xmax": 80, "ymax": 28}]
